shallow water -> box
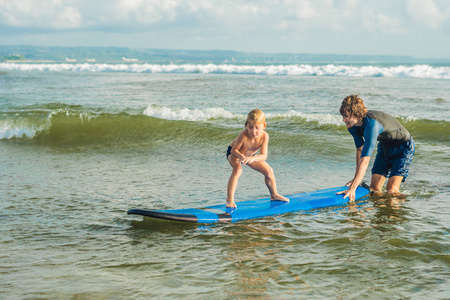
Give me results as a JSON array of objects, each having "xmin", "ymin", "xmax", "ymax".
[{"xmin": 1, "ymin": 65, "xmax": 449, "ymax": 298}]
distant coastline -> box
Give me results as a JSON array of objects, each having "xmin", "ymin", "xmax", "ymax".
[{"xmin": 1, "ymin": 45, "xmax": 449, "ymax": 64}]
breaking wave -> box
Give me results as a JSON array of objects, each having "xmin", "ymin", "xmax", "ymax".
[
  {"xmin": 1, "ymin": 105, "xmax": 447, "ymax": 147},
  {"xmin": 1, "ymin": 63, "xmax": 449, "ymax": 79}
]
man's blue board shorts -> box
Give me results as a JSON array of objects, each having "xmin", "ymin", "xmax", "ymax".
[{"xmin": 372, "ymin": 137, "xmax": 415, "ymax": 182}]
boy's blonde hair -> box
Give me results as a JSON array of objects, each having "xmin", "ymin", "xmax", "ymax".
[
  {"xmin": 340, "ymin": 95, "xmax": 368, "ymax": 120},
  {"xmin": 245, "ymin": 109, "xmax": 266, "ymax": 127}
]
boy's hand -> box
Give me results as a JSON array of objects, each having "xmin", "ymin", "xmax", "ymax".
[
  {"xmin": 336, "ymin": 187, "xmax": 356, "ymax": 202},
  {"xmin": 241, "ymin": 156, "xmax": 255, "ymax": 165}
]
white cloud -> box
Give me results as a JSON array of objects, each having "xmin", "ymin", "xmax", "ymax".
[
  {"xmin": 2, "ymin": 0, "xmax": 448, "ymax": 33},
  {"xmin": 0, "ymin": 0, "xmax": 449, "ymax": 58},
  {"xmin": 0, "ymin": 0, "xmax": 82, "ymax": 29},
  {"xmin": 407, "ymin": 0, "xmax": 447, "ymax": 28},
  {"xmin": 115, "ymin": 0, "xmax": 179, "ymax": 23},
  {"xmin": 288, "ymin": 0, "xmax": 317, "ymax": 19},
  {"xmin": 53, "ymin": 6, "xmax": 82, "ymax": 29},
  {"xmin": 359, "ymin": 11, "xmax": 406, "ymax": 34}
]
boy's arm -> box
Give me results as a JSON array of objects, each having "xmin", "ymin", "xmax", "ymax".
[
  {"xmin": 338, "ymin": 145, "xmax": 370, "ymax": 202},
  {"xmin": 231, "ymin": 131, "xmax": 246, "ymax": 161},
  {"xmin": 243, "ymin": 132, "xmax": 269, "ymax": 164},
  {"xmin": 341, "ymin": 155, "xmax": 371, "ymax": 202},
  {"xmin": 346, "ymin": 146, "xmax": 363, "ymax": 186},
  {"xmin": 253, "ymin": 132, "xmax": 269, "ymax": 162}
]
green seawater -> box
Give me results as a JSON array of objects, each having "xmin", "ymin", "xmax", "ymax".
[{"xmin": 1, "ymin": 68, "xmax": 449, "ymax": 298}]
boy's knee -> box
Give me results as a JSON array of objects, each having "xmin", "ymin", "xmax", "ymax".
[
  {"xmin": 232, "ymin": 165, "xmax": 243, "ymax": 175},
  {"xmin": 263, "ymin": 166, "xmax": 274, "ymax": 178}
]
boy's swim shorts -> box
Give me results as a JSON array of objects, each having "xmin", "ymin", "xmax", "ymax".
[
  {"xmin": 372, "ymin": 137, "xmax": 415, "ymax": 181},
  {"xmin": 226, "ymin": 145, "xmax": 232, "ymax": 159}
]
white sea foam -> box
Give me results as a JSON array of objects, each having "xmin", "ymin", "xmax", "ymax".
[
  {"xmin": 0, "ymin": 123, "xmax": 40, "ymax": 139},
  {"xmin": 0, "ymin": 109, "xmax": 91, "ymax": 139},
  {"xmin": 143, "ymin": 105, "xmax": 344, "ymax": 126},
  {"xmin": 1, "ymin": 63, "xmax": 449, "ymax": 79},
  {"xmin": 143, "ymin": 105, "xmax": 240, "ymax": 121},
  {"xmin": 267, "ymin": 111, "xmax": 343, "ymax": 126}
]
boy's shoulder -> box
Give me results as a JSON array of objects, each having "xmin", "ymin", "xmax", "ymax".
[{"xmin": 239, "ymin": 129, "xmax": 249, "ymax": 137}]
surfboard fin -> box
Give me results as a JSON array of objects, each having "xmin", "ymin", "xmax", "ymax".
[{"xmin": 360, "ymin": 182, "xmax": 370, "ymax": 190}]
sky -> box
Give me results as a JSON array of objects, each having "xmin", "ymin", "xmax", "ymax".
[{"xmin": 0, "ymin": 0, "xmax": 449, "ymax": 59}]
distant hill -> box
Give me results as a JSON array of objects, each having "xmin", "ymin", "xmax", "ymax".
[{"xmin": 1, "ymin": 45, "xmax": 448, "ymax": 64}]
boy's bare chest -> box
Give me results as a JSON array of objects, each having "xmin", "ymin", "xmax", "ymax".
[{"xmin": 242, "ymin": 137, "xmax": 263, "ymax": 151}]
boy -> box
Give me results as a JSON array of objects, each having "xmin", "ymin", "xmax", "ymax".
[
  {"xmin": 337, "ymin": 95, "xmax": 415, "ymax": 201},
  {"xmin": 226, "ymin": 109, "xmax": 289, "ymax": 208}
]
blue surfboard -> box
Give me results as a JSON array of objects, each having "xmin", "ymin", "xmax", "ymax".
[{"xmin": 127, "ymin": 185, "xmax": 370, "ymax": 224}]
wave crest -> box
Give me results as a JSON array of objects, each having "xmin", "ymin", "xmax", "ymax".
[
  {"xmin": 1, "ymin": 63, "xmax": 449, "ymax": 79},
  {"xmin": 143, "ymin": 105, "xmax": 239, "ymax": 121},
  {"xmin": 1, "ymin": 106, "xmax": 447, "ymax": 146}
]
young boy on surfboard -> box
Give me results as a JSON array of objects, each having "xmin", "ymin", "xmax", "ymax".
[
  {"xmin": 226, "ymin": 109, "xmax": 289, "ymax": 208},
  {"xmin": 337, "ymin": 95, "xmax": 415, "ymax": 201}
]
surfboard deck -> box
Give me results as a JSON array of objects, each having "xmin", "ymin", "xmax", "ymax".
[{"xmin": 127, "ymin": 185, "xmax": 370, "ymax": 224}]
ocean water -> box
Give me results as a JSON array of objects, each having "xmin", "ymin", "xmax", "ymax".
[{"xmin": 1, "ymin": 62, "xmax": 449, "ymax": 299}]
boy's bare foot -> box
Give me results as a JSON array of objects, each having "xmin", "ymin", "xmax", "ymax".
[
  {"xmin": 226, "ymin": 200, "xmax": 237, "ymax": 208},
  {"xmin": 271, "ymin": 195, "xmax": 289, "ymax": 202}
]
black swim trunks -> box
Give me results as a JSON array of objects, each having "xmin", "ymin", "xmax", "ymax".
[
  {"xmin": 226, "ymin": 145, "xmax": 232, "ymax": 159},
  {"xmin": 226, "ymin": 145, "xmax": 258, "ymax": 160}
]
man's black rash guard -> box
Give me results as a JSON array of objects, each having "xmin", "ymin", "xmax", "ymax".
[{"xmin": 348, "ymin": 110, "xmax": 411, "ymax": 158}]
